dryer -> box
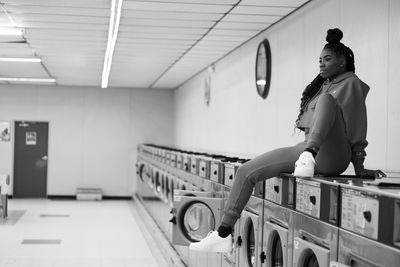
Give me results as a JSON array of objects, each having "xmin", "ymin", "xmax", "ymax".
[
  {"xmin": 236, "ymin": 195, "xmax": 264, "ymax": 267},
  {"xmin": 170, "ymin": 187, "xmax": 225, "ymax": 266},
  {"xmin": 334, "ymin": 179, "xmax": 400, "ymax": 267},
  {"xmin": 262, "ymin": 174, "xmax": 296, "ymax": 267},
  {"xmin": 235, "ymin": 180, "xmax": 265, "ymax": 267},
  {"xmin": 292, "ymin": 177, "xmax": 341, "ymax": 267},
  {"xmin": 135, "ymin": 159, "xmax": 156, "ymax": 198}
]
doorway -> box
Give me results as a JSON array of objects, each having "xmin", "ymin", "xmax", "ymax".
[{"xmin": 13, "ymin": 121, "xmax": 49, "ymax": 198}]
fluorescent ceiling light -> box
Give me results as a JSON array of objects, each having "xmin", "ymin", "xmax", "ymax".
[
  {"xmin": 0, "ymin": 57, "xmax": 41, "ymax": 62},
  {"xmin": 0, "ymin": 27, "xmax": 23, "ymax": 36},
  {"xmin": 101, "ymin": 0, "xmax": 123, "ymax": 88},
  {"xmin": 0, "ymin": 78, "xmax": 56, "ymax": 83},
  {"xmin": 256, "ymin": 79, "xmax": 266, "ymax": 85}
]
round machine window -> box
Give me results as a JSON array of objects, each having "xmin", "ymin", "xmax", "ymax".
[
  {"xmin": 255, "ymin": 38, "xmax": 272, "ymax": 99},
  {"xmin": 181, "ymin": 201, "xmax": 215, "ymax": 242}
]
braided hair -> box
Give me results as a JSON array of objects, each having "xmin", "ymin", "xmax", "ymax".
[{"xmin": 295, "ymin": 28, "xmax": 355, "ymax": 129}]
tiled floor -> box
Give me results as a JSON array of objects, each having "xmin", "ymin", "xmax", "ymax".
[{"xmin": 0, "ymin": 199, "xmax": 168, "ymax": 267}]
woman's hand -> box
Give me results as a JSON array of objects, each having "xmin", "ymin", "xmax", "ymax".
[{"xmin": 356, "ymin": 168, "xmax": 387, "ymax": 178}]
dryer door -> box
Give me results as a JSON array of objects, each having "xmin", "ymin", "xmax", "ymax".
[
  {"xmin": 170, "ymin": 192, "xmax": 224, "ymax": 246},
  {"xmin": 238, "ymin": 211, "xmax": 262, "ymax": 267},
  {"xmin": 293, "ymin": 237, "xmax": 330, "ymax": 267},
  {"xmin": 264, "ymin": 220, "xmax": 289, "ymax": 267}
]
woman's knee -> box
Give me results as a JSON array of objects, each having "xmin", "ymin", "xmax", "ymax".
[{"xmin": 236, "ymin": 164, "xmax": 258, "ymax": 186}]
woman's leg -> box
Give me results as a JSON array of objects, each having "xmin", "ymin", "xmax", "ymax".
[
  {"xmin": 220, "ymin": 143, "xmax": 305, "ymax": 228},
  {"xmin": 307, "ymin": 93, "xmax": 352, "ymax": 174}
]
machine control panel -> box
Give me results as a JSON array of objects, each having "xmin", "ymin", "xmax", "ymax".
[
  {"xmin": 182, "ymin": 154, "xmax": 191, "ymax": 172},
  {"xmin": 210, "ymin": 160, "xmax": 223, "ymax": 183},
  {"xmin": 198, "ymin": 158, "xmax": 210, "ymax": 179},
  {"xmin": 296, "ymin": 179, "xmax": 321, "ymax": 218},
  {"xmin": 341, "ymin": 187, "xmax": 379, "ymax": 239},
  {"xmin": 295, "ymin": 178, "xmax": 339, "ymax": 225},
  {"xmin": 190, "ymin": 156, "xmax": 198, "ymax": 175},
  {"xmin": 224, "ymin": 163, "xmax": 236, "ymax": 187},
  {"xmin": 265, "ymin": 177, "xmax": 282, "ymax": 203},
  {"xmin": 265, "ymin": 176, "xmax": 295, "ymax": 208}
]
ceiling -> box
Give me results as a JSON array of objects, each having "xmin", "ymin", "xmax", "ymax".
[{"xmin": 0, "ymin": 0, "xmax": 310, "ymax": 89}]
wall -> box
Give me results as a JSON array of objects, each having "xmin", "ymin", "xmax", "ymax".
[
  {"xmin": 0, "ymin": 85, "xmax": 174, "ymax": 196},
  {"xmin": 174, "ymin": 0, "xmax": 400, "ymax": 174}
]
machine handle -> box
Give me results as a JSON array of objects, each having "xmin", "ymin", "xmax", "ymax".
[
  {"xmin": 298, "ymin": 230, "xmax": 329, "ymax": 248},
  {"xmin": 237, "ymin": 236, "xmax": 242, "ymax": 247},
  {"xmin": 309, "ymin": 195, "xmax": 316, "ymax": 205},
  {"xmin": 267, "ymin": 217, "xmax": 287, "ymax": 229},
  {"xmin": 260, "ymin": 251, "xmax": 266, "ymax": 263},
  {"xmin": 273, "ymin": 185, "xmax": 280, "ymax": 193},
  {"xmin": 349, "ymin": 252, "xmax": 379, "ymax": 267},
  {"xmin": 169, "ymin": 216, "xmax": 177, "ymax": 224}
]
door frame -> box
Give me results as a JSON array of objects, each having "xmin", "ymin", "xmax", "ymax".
[{"xmin": 12, "ymin": 120, "xmax": 50, "ymax": 198}]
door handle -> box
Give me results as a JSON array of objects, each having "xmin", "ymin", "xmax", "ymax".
[{"xmin": 41, "ymin": 155, "xmax": 48, "ymax": 160}]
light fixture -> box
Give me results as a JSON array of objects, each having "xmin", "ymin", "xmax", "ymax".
[
  {"xmin": 0, "ymin": 78, "xmax": 56, "ymax": 83},
  {"xmin": 0, "ymin": 57, "xmax": 41, "ymax": 62},
  {"xmin": 0, "ymin": 27, "xmax": 23, "ymax": 36},
  {"xmin": 101, "ymin": 0, "xmax": 123, "ymax": 88}
]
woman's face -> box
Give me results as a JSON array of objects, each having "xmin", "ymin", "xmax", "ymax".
[{"xmin": 319, "ymin": 48, "xmax": 346, "ymax": 79}]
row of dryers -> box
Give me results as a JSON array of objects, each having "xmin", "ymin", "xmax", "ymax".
[{"xmin": 136, "ymin": 144, "xmax": 400, "ymax": 267}]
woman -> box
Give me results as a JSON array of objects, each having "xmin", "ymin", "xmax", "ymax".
[{"xmin": 189, "ymin": 28, "xmax": 386, "ymax": 253}]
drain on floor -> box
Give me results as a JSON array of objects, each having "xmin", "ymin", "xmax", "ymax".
[{"xmin": 22, "ymin": 239, "xmax": 62, "ymax": 245}]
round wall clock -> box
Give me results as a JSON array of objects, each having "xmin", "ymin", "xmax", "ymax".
[{"xmin": 255, "ymin": 38, "xmax": 272, "ymax": 99}]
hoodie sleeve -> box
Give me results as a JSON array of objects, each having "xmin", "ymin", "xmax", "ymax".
[{"xmin": 335, "ymin": 77, "xmax": 369, "ymax": 159}]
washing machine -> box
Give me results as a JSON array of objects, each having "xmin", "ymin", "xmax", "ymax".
[
  {"xmin": 292, "ymin": 177, "xmax": 342, "ymax": 267},
  {"xmin": 236, "ymin": 195, "xmax": 264, "ymax": 267},
  {"xmin": 261, "ymin": 173, "xmax": 296, "ymax": 267},
  {"xmin": 135, "ymin": 159, "xmax": 156, "ymax": 198},
  {"xmin": 333, "ymin": 178, "xmax": 400, "ymax": 267},
  {"xmin": 152, "ymin": 167, "xmax": 164, "ymax": 200},
  {"xmin": 169, "ymin": 188, "xmax": 224, "ymax": 266}
]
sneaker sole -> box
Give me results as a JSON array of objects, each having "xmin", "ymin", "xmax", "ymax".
[
  {"xmin": 293, "ymin": 169, "xmax": 314, "ymax": 178},
  {"xmin": 189, "ymin": 243, "xmax": 232, "ymax": 253}
]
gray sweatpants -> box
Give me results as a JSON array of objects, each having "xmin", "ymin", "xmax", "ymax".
[{"xmin": 221, "ymin": 94, "xmax": 352, "ymax": 227}]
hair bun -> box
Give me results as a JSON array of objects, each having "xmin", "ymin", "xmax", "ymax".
[{"xmin": 326, "ymin": 28, "xmax": 343, "ymax": 43}]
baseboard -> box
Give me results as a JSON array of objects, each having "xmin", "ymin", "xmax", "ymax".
[{"xmin": 47, "ymin": 195, "xmax": 132, "ymax": 200}]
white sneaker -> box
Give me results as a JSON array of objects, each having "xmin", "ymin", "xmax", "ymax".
[
  {"xmin": 189, "ymin": 231, "xmax": 233, "ymax": 253},
  {"xmin": 294, "ymin": 151, "xmax": 315, "ymax": 177}
]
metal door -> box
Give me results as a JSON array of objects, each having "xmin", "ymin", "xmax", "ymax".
[
  {"xmin": 13, "ymin": 121, "xmax": 49, "ymax": 198},
  {"xmin": 263, "ymin": 219, "xmax": 289, "ymax": 267},
  {"xmin": 237, "ymin": 210, "xmax": 263, "ymax": 267},
  {"xmin": 170, "ymin": 190, "xmax": 224, "ymax": 246}
]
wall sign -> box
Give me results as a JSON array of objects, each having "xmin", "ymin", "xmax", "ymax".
[
  {"xmin": 26, "ymin": 132, "xmax": 37, "ymax": 145},
  {"xmin": 0, "ymin": 121, "xmax": 11, "ymax": 142},
  {"xmin": 255, "ymin": 38, "xmax": 272, "ymax": 99}
]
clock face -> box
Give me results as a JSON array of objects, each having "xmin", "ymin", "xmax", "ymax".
[{"xmin": 255, "ymin": 39, "xmax": 271, "ymax": 99}]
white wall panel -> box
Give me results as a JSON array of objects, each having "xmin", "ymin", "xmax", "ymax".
[
  {"xmin": 341, "ymin": 0, "xmax": 389, "ymax": 170},
  {"xmin": 0, "ymin": 85, "xmax": 174, "ymax": 196},
  {"xmin": 387, "ymin": 0, "xmax": 400, "ymax": 173}
]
